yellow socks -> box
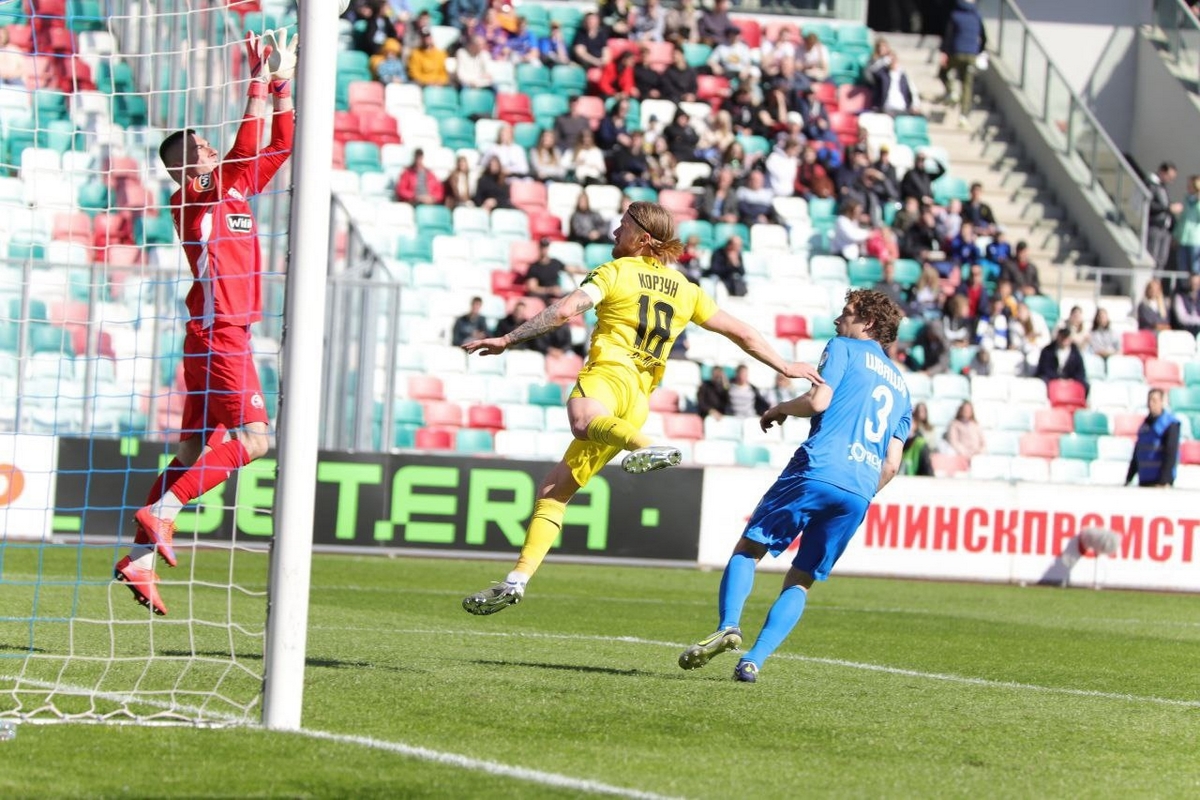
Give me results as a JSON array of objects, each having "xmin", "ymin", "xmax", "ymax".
[
  {"xmin": 585, "ymin": 415, "xmax": 651, "ymax": 451},
  {"xmin": 514, "ymin": 498, "xmax": 567, "ymax": 577}
]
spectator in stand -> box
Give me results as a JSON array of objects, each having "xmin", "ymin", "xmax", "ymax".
[
  {"xmin": 721, "ymin": 85, "xmax": 763, "ymax": 138},
  {"xmin": 609, "ymin": 129, "xmax": 652, "ymax": 188},
  {"xmin": 942, "ymin": 401, "xmax": 985, "ymax": 461},
  {"xmin": 873, "ymin": 145, "xmax": 899, "ymax": 189},
  {"xmin": 866, "ymin": 225, "xmax": 901, "ymax": 269},
  {"xmin": 832, "ymin": 200, "xmax": 872, "ymax": 260},
  {"xmin": 665, "ymin": 0, "xmax": 701, "ymax": 44},
  {"xmin": 1061, "ymin": 305, "xmax": 1087, "ymax": 348},
  {"xmin": 708, "ymin": 27, "xmax": 759, "ymax": 86},
  {"xmin": 472, "ymin": 7, "xmax": 511, "ymax": 59},
  {"xmin": 947, "ymin": 221, "xmax": 981, "ymax": 272},
  {"xmin": 699, "ymin": 167, "xmax": 741, "ymax": 224},
  {"xmin": 1086, "ymin": 308, "xmax": 1119, "ymax": 359},
  {"xmin": 454, "ymin": 35, "xmax": 495, "ymax": 88},
  {"xmin": 677, "ymin": 235, "xmax": 704, "ymax": 284},
  {"xmin": 939, "ymin": 0, "xmax": 986, "ymax": 126},
  {"xmin": 1137, "ymin": 277, "xmax": 1171, "ymax": 331},
  {"xmin": 735, "ymin": 170, "xmax": 777, "ymax": 226},
  {"xmin": 452, "ymin": 296, "xmax": 493, "ymax": 346},
  {"xmin": 524, "ymin": 237, "xmax": 569, "ymax": 301},
  {"xmin": 494, "ymin": 300, "xmax": 572, "ymax": 355},
  {"xmin": 943, "ymin": 294, "xmax": 974, "ymax": 349},
  {"xmin": 596, "ymin": 98, "xmax": 633, "ymax": 152},
  {"xmin": 910, "ymin": 264, "xmax": 943, "ymax": 318},
  {"xmin": 902, "ymin": 402, "xmax": 935, "ymax": 476},
  {"xmin": 1000, "ymin": 241, "xmax": 1041, "ymax": 296},
  {"xmin": 402, "ymin": 9, "xmax": 432, "ymax": 52},
  {"xmin": 562, "ymin": 129, "xmax": 607, "ymax": 185},
  {"xmin": 472, "ymin": 156, "xmax": 512, "ymax": 210},
  {"xmin": 352, "ymin": 0, "xmax": 401, "ymax": 57},
  {"xmin": 530, "ymin": 129, "xmax": 567, "ymax": 181},
  {"xmin": 407, "ymin": 27, "xmax": 450, "ymax": 86},
  {"xmin": 571, "ymin": 12, "xmax": 609, "ymax": 69},
  {"xmin": 662, "ymin": 109, "xmax": 701, "ymax": 163},
  {"xmin": 635, "ymin": 45, "xmax": 664, "ymax": 99},
  {"xmin": 1010, "ymin": 301, "xmax": 1049, "ymax": 363},
  {"xmin": 1171, "ymin": 272, "xmax": 1200, "ymax": 335},
  {"xmin": 720, "ymin": 140, "xmax": 754, "ymax": 181},
  {"xmin": 913, "ymin": 318, "xmax": 950, "ymax": 373},
  {"xmin": 834, "ymin": 146, "xmax": 870, "ymax": 197},
  {"xmin": 649, "ymin": 142, "xmax": 679, "ymax": 190},
  {"xmin": 795, "ymin": 145, "xmax": 836, "ymax": 200},
  {"xmin": 661, "ymin": 46, "xmax": 699, "ymax": 103},
  {"xmin": 900, "ymin": 151, "xmax": 945, "ymax": 205},
  {"xmin": 871, "ymin": 52, "xmax": 922, "ymax": 116},
  {"xmin": 901, "ymin": 205, "xmax": 945, "ymax": 264},
  {"xmin": 760, "ymin": 26, "xmax": 800, "ymax": 83},
  {"xmin": 1175, "ymin": 174, "xmax": 1200, "ymax": 276},
  {"xmin": 958, "ymin": 262, "xmax": 990, "ymax": 323},
  {"xmin": 698, "ymin": 110, "xmax": 736, "ymax": 163},
  {"xmin": 765, "ymin": 137, "xmax": 801, "ymax": 198},
  {"xmin": 799, "ymin": 31, "xmax": 831, "ymax": 81},
  {"xmin": 443, "ymin": 155, "xmax": 474, "ymax": 209},
  {"xmin": 757, "ymin": 85, "xmax": 793, "ymax": 137},
  {"xmin": 1034, "ymin": 327, "xmax": 1089, "ymax": 394},
  {"xmin": 872, "ymin": 260, "xmax": 906, "ymax": 306},
  {"xmin": 976, "ymin": 297, "xmax": 1009, "ymax": 352},
  {"xmin": 569, "ymin": 192, "xmax": 608, "ymax": 244},
  {"xmin": 1147, "ymin": 161, "xmax": 1182, "ymax": 272},
  {"xmin": 892, "ymin": 195, "xmax": 920, "ymax": 233},
  {"xmin": 985, "ymin": 226, "xmax": 1011, "ymax": 266},
  {"xmin": 630, "ymin": 0, "xmax": 667, "ymax": 41},
  {"xmin": 706, "ymin": 234, "xmax": 748, "ymax": 296},
  {"xmin": 540, "ymin": 21, "xmax": 573, "ymax": 67},
  {"xmin": 762, "ymin": 373, "xmax": 798, "ymax": 407},
  {"xmin": 600, "ymin": 0, "xmax": 633, "ymax": 37},
  {"xmin": 370, "ymin": 38, "xmax": 406, "ymax": 83},
  {"xmin": 599, "ymin": 50, "xmax": 638, "ymax": 98},
  {"xmin": 728, "ymin": 365, "xmax": 769, "ymax": 417},
  {"xmin": 849, "ymin": 167, "xmax": 897, "ymax": 227},
  {"xmin": 698, "ymin": 0, "xmax": 739, "ymax": 45},
  {"xmin": 553, "ymin": 96, "xmax": 591, "ymax": 152},
  {"xmin": 963, "ymin": 182, "xmax": 996, "ymax": 235},
  {"xmin": 1126, "ymin": 388, "xmax": 1181, "ymax": 488},
  {"xmin": 507, "ymin": 17, "xmax": 541, "ymax": 63},
  {"xmin": 935, "ymin": 197, "xmax": 963, "ymax": 243},
  {"xmin": 448, "ymin": 0, "xmax": 487, "ymax": 33},
  {"xmin": 483, "ymin": 123, "xmax": 528, "ymax": 177},
  {"xmin": 698, "ymin": 367, "xmax": 732, "ymax": 419},
  {"xmin": 395, "ymin": 148, "xmax": 444, "ymax": 204}
]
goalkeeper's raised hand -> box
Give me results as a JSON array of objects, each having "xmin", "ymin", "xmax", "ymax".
[
  {"xmin": 264, "ymin": 28, "xmax": 298, "ymax": 81},
  {"xmin": 244, "ymin": 31, "xmax": 273, "ymax": 82}
]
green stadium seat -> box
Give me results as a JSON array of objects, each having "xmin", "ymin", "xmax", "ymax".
[
  {"xmin": 396, "ymin": 232, "xmax": 435, "ymax": 262},
  {"xmin": 585, "ymin": 243, "xmax": 612, "ymax": 269},
  {"xmin": 528, "ymin": 383, "xmax": 563, "ymax": 406},
  {"xmin": 520, "ymin": 4, "xmax": 550, "ymax": 26},
  {"xmin": 1058, "ymin": 433, "xmax": 1099, "ymax": 461},
  {"xmin": 414, "ymin": 204, "xmax": 453, "ymax": 235},
  {"xmin": 135, "ymin": 215, "xmax": 176, "ymax": 246},
  {"xmin": 712, "ymin": 222, "xmax": 749, "ymax": 248},
  {"xmin": 437, "ymin": 116, "xmax": 476, "ymax": 150},
  {"xmin": 893, "ymin": 258, "xmax": 922, "ymax": 288},
  {"xmin": 33, "ymin": 91, "xmax": 69, "ymax": 122},
  {"xmin": 38, "ymin": 119, "xmax": 75, "ymax": 154},
  {"xmin": 240, "ymin": 11, "xmax": 280, "ymax": 35},
  {"xmin": 1184, "ymin": 361, "xmax": 1200, "ymax": 387},
  {"xmin": 393, "ymin": 399, "xmax": 425, "ymax": 426},
  {"xmin": 895, "ymin": 115, "xmax": 931, "ymax": 148},
  {"xmin": 737, "ymin": 135, "xmax": 771, "ymax": 158},
  {"xmin": 96, "ymin": 61, "xmax": 135, "ymax": 94},
  {"xmin": 1169, "ymin": 387, "xmax": 1200, "ymax": 413},
  {"xmin": 676, "ymin": 220, "xmax": 714, "ymax": 250},
  {"xmin": 682, "ymin": 43, "xmax": 711, "ymax": 69},
  {"xmin": 735, "ymin": 444, "xmax": 771, "ymax": 467},
  {"xmin": 807, "ymin": 197, "xmax": 837, "ymax": 223},
  {"xmin": 8, "ymin": 238, "xmax": 44, "ymax": 262},
  {"xmin": 550, "ymin": 65, "xmax": 588, "ymax": 96},
  {"xmin": 67, "ymin": 0, "xmax": 104, "ymax": 31},
  {"xmin": 1073, "ymin": 410, "xmax": 1110, "ymax": 436},
  {"xmin": 532, "ymin": 93, "xmax": 569, "ymax": 129},
  {"xmin": 459, "ymin": 88, "xmax": 496, "ymax": 119},
  {"xmin": 811, "ymin": 314, "xmax": 837, "ymax": 340},
  {"xmin": 343, "ymin": 140, "xmax": 382, "ymax": 175},
  {"xmin": 801, "ymin": 23, "xmax": 835, "ymax": 42},
  {"xmin": 847, "ymin": 257, "xmax": 883, "ymax": 287},
  {"xmin": 393, "ymin": 423, "xmax": 420, "ymax": 450},
  {"xmin": 828, "ymin": 50, "xmax": 861, "ymax": 86},
  {"xmin": 408, "ymin": 0, "xmax": 444, "ymax": 22},
  {"xmin": 547, "ymin": 5, "xmax": 584, "ymax": 30},
  {"xmin": 949, "ymin": 346, "xmax": 977, "ymax": 375},
  {"xmin": 513, "ymin": 122, "xmax": 542, "ymax": 149},
  {"xmin": 835, "ymin": 24, "xmax": 872, "ymax": 49},
  {"xmin": 423, "ymin": 85, "xmax": 460, "ymax": 114},
  {"xmin": 623, "ymin": 186, "xmax": 657, "ymax": 203},
  {"xmin": 0, "ymin": 320, "xmax": 16, "ymax": 352},
  {"xmin": 29, "ymin": 323, "xmax": 73, "ymax": 355},
  {"xmin": 897, "ymin": 316, "xmax": 924, "ymax": 343},
  {"xmin": 455, "ymin": 428, "xmax": 495, "ymax": 454},
  {"xmin": 933, "ymin": 175, "xmax": 971, "ymax": 207},
  {"xmin": 337, "ymin": 51, "xmax": 371, "ymax": 75},
  {"xmin": 516, "ymin": 63, "xmax": 552, "ymax": 94},
  {"xmin": 1023, "ymin": 294, "xmax": 1060, "ymax": 328},
  {"xmin": 114, "ymin": 93, "xmax": 149, "ymax": 128}
]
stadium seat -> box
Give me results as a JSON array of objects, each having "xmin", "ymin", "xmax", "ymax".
[
  {"xmin": 551, "ymin": 64, "xmax": 588, "ymax": 97},
  {"xmin": 510, "ymin": 180, "xmax": 548, "ymax": 214},
  {"xmin": 495, "ymin": 93, "xmax": 534, "ymax": 125},
  {"xmin": 1169, "ymin": 386, "xmax": 1200, "ymax": 413},
  {"xmin": 1049, "ymin": 457, "xmax": 1089, "ymax": 484},
  {"xmin": 527, "ymin": 383, "xmax": 563, "ymax": 406},
  {"xmin": 414, "ymin": 427, "xmax": 454, "ymax": 450},
  {"xmin": 1058, "ymin": 433, "xmax": 1099, "ymax": 461},
  {"xmin": 423, "ymin": 400, "xmax": 464, "ymax": 429},
  {"xmin": 1073, "ymin": 409, "xmax": 1111, "ymax": 436},
  {"xmin": 1180, "ymin": 440, "xmax": 1200, "ymax": 465},
  {"xmin": 1047, "ymin": 379, "xmax": 1087, "ymax": 410},
  {"xmin": 455, "ymin": 428, "xmax": 495, "ymax": 454},
  {"xmin": 930, "ymin": 452, "xmax": 969, "ymax": 477},
  {"xmin": 775, "ymin": 315, "xmax": 810, "ymax": 342},
  {"xmin": 531, "ymin": 92, "xmax": 570, "ymax": 129},
  {"xmin": 649, "ymin": 388, "xmax": 680, "ymax": 413},
  {"xmin": 1144, "ymin": 358, "xmax": 1183, "ymax": 390},
  {"xmin": 1121, "ymin": 330, "xmax": 1158, "ymax": 360},
  {"xmin": 1010, "ymin": 456, "xmax": 1051, "ymax": 483},
  {"xmin": 663, "ymin": 413, "xmax": 704, "ymax": 440},
  {"xmin": 894, "ymin": 115, "xmax": 930, "ymax": 148},
  {"xmin": 1019, "ymin": 432, "xmax": 1060, "ymax": 459},
  {"xmin": 407, "ymin": 374, "xmax": 445, "ymax": 401},
  {"xmin": 1105, "ymin": 355, "xmax": 1145, "ymax": 383},
  {"xmin": 437, "ymin": 116, "xmax": 475, "ymax": 150}
]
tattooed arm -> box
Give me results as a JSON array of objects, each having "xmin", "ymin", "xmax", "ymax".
[{"xmin": 462, "ymin": 289, "xmax": 595, "ymax": 356}]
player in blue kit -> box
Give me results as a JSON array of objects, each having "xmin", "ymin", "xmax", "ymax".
[{"xmin": 679, "ymin": 289, "xmax": 911, "ymax": 683}]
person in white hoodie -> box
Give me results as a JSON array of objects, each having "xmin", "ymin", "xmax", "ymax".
[{"xmin": 764, "ymin": 137, "xmax": 801, "ymax": 198}]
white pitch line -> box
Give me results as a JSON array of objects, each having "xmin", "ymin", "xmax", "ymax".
[
  {"xmin": 294, "ymin": 729, "xmax": 684, "ymax": 800},
  {"xmin": 311, "ymin": 625, "xmax": 1200, "ymax": 710}
]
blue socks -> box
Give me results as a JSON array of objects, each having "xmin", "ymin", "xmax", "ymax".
[
  {"xmin": 717, "ymin": 552, "xmax": 758, "ymax": 630},
  {"xmin": 743, "ymin": 585, "xmax": 808, "ymax": 667}
]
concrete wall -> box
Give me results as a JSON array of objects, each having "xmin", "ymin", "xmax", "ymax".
[{"xmin": 1130, "ymin": 33, "xmax": 1200, "ymax": 204}]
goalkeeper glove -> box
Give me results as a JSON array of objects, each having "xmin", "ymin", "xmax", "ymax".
[{"xmin": 263, "ymin": 28, "xmax": 298, "ymax": 81}]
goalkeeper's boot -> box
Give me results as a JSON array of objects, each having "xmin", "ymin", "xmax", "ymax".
[
  {"xmin": 733, "ymin": 659, "xmax": 759, "ymax": 683},
  {"xmin": 114, "ymin": 556, "xmax": 168, "ymax": 616},
  {"xmin": 134, "ymin": 507, "xmax": 177, "ymax": 568},
  {"xmin": 621, "ymin": 445, "xmax": 682, "ymax": 475},
  {"xmin": 462, "ymin": 580, "xmax": 525, "ymax": 616},
  {"xmin": 678, "ymin": 626, "xmax": 743, "ymax": 670}
]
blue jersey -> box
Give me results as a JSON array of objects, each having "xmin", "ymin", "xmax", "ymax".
[{"xmin": 789, "ymin": 336, "xmax": 913, "ymax": 500}]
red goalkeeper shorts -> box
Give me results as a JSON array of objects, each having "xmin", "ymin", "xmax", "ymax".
[{"xmin": 180, "ymin": 323, "xmax": 268, "ymax": 439}]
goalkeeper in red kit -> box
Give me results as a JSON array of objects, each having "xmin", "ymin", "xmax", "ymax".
[{"xmin": 113, "ymin": 30, "xmax": 297, "ymax": 616}]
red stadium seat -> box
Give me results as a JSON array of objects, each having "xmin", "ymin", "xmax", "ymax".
[
  {"xmin": 545, "ymin": 350, "xmax": 584, "ymax": 381},
  {"xmin": 663, "ymin": 413, "xmax": 704, "ymax": 440},
  {"xmin": 828, "ymin": 111, "xmax": 859, "ymax": 146},
  {"xmin": 775, "ymin": 314, "xmax": 810, "ymax": 341},
  {"xmin": 1112, "ymin": 413, "xmax": 1143, "ymax": 438},
  {"xmin": 696, "ymin": 74, "xmax": 731, "ymax": 103},
  {"xmin": 763, "ymin": 21, "xmax": 797, "ymax": 43},
  {"xmin": 658, "ymin": 189, "xmax": 697, "ymax": 221},
  {"xmin": 6, "ymin": 25, "xmax": 32, "ymax": 51},
  {"xmin": 360, "ymin": 111, "xmax": 401, "ymax": 146},
  {"xmin": 736, "ymin": 19, "xmax": 762, "ymax": 48},
  {"xmin": 496, "ymin": 93, "xmax": 534, "ymax": 125},
  {"xmin": 649, "ymin": 388, "xmax": 680, "ymax": 413},
  {"xmin": 506, "ymin": 295, "xmax": 545, "ymax": 316},
  {"xmin": 414, "ymin": 427, "xmax": 454, "ymax": 450},
  {"xmin": 508, "ymin": 240, "xmax": 540, "ymax": 272},
  {"xmin": 466, "ymin": 404, "xmax": 504, "ymax": 432},
  {"xmin": 1034, "ymin": 407, "xmax": 1074, "ymax": 434},
  {"xmin": 334, "ymin": 111, "xmax": 361, "ymax": 143},
  {"xmin": 836, "ymin": 84, "xmax": 871, "ymax": 115},
  {"xmin": 1181, "ymin": 440, "xmax": 1200, "ymax": 465},
  {"xmin": 812, "ymin": 81, "xmax": 838, "ymax": 110},
  {"xmin": 1121, "ymin": 330, "xmax": 1158, "ymax": 361},
  {"xmin": 407, "ymin": 375, "xmax": 445, "ymax": 401},
  {"xmin": 930, "ymin": 452, "xmax": 969, "ymax": 477},
  {"xmin": 1144, "ymin": 358, "xmax": 1183, "ymax": 390},
  {"xmin": 1019, "ymin": 432, "xmax": 1060, "ymax": 459},
  {"xmin": 644, "ymin": 41, "xmax": 674, "ymax": 72},
  {"xmin": 574, "ymin": 94, "xmax": 606, "ymax": 130},
  {"xmin": 1047, "ymin": 378, "xmax": 1087, "ymax": 410},
  {"xmin": 529, "ymin": 210, "xmax": 564, "ymax": 241},
  {"xmin": 348, "ymin": 80, "xmax": 386, "ymax": 113},
  {"xmin": 92, "ymin": 212, "xmax": 132, "ymax": 250},
  {"xmin": 423, "ymin": 401, "xmax": 464, "ymax": 428},
  {"xmin": 52, "ymin": 211, "xmax": 91, "ymax": 245},
  {"xmin": 604, "ymin": 38, "xmax": 638, "ymax": 61},
  {"xmin": 103, "ymin": 245, "xmax": 142, "ymax": 267},
  {"xmin": 490, "ymin": 269, "xmax": 525, "ymax": 300},
  {"xmin": 509, "ymin": 180, "xmax": 548, "ymax": 214}
]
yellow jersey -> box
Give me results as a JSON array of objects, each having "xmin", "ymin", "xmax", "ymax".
[{"xmin": 579, "ymin": 255, "xmax": 718, "ymax": 383}]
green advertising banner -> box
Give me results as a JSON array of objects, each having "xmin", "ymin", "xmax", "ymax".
[{"xmin": 53, "ymin": 438, "xmax": 703, "ymax": 561}]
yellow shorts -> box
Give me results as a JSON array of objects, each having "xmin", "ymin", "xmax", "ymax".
[{"xmin": 563, "ymin": 361, "xmax": 654, "ymax": 487}]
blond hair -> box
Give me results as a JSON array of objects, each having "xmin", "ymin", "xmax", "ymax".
[{"xmin": 626, "ymin": 201, "xmax": 684, "ymax": 263}]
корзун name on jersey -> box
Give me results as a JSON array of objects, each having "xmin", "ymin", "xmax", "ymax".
[{"xmin": 637, "ymin": 272, "xmax": 678, "ymax": 298}]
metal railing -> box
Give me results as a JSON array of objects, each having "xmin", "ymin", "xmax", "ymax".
[
  {"xmin": 1153, "ymin": 0, "xmax": 1200, "ymax": 85},
  {"xmin": 976, "ymin": 0, "xmax": 1151, "ymax": 263}
]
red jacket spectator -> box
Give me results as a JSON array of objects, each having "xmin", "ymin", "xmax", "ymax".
[
  {"xmin": 394, "ymin": 151, "xmax": 445, "ymax": 204},
  {"xmin": 598, "ymin": 52, "xmax": 637, "ymax": 97}
]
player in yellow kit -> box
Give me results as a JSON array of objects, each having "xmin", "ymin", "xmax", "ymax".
[{"xmin": 461, "ymin": 201, "xmax": 822, "ymax": 614}]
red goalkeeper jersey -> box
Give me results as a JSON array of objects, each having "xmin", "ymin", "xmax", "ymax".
[{"xmin": 170, "ymin": 109, "xmax": 294, "ymax": 332}]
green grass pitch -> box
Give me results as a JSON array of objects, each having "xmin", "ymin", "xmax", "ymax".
[{"xmin": 1, "ymin": 549, "xmax": 1198, "ymax": 798}]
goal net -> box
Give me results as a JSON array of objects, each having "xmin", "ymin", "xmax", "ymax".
[{"xmin": 0, "ymin": 0, "xmax": 292, "ymax": 725}]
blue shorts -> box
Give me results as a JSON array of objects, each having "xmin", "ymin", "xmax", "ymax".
[{"xmin": 742, "ymin": 475, "xmax": 870, "ymax": 581}]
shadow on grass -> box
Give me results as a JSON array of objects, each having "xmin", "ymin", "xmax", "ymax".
[
  {"xmin": 472, "ymin": 658, "xmax": 657, "ymax": 677},
  {"xmin": 158, "ymin": 649, "xmax": 411, "ymax": 672}
]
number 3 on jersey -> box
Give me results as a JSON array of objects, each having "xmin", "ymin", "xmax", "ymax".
[
  {"xmin": 635, "ymin": 294, "xmax": 674, "ymax": 359},
  {"xmin": 863, "ymin": 385, "xmax": 894, "ymax": 443}
]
